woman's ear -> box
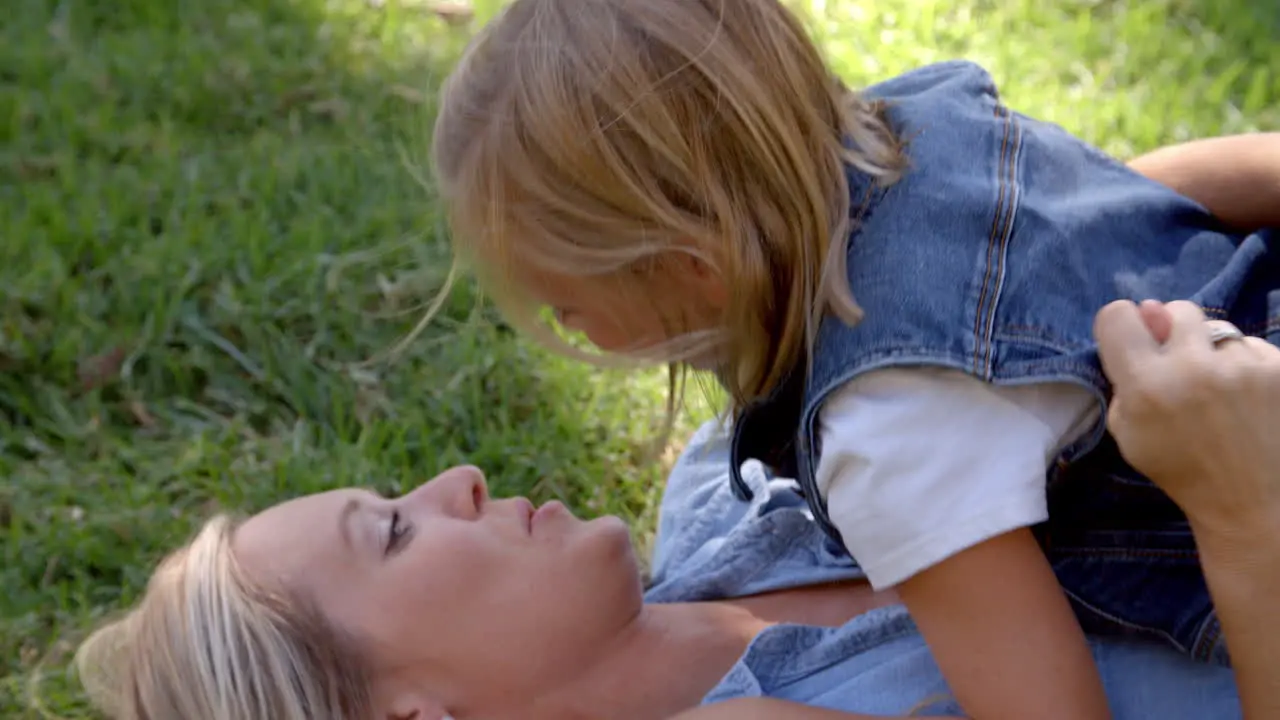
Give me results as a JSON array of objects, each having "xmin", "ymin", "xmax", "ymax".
[{"xmin": 381, "ymin": 690, "xmax": 449, "ymax": 720}]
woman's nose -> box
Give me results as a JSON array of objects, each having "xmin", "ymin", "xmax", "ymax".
[{"xmin": 405, "ymin": 465, "xmax": 488, "ymax": 518}]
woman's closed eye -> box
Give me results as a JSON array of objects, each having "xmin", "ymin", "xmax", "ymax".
[{"xmin": 385, "ymin": 510, "xmax": 413, "ymax": 555}]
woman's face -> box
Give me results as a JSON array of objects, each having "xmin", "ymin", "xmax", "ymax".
[{"xmin": 233, "ymin": 466, "xmax": 643, "ymax": 718}]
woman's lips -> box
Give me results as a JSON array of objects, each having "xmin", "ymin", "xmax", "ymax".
[
  {"xmin": 516, "ymin": 497, "xmax": 535, "ymax": 534},
  {"xmin": 531, "ymin": 500, "xmax": 565, "ymax": 533}
]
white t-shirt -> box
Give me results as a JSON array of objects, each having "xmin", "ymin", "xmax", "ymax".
[{"xmin": 814, "ymin": 367, "xmax": 1100, "ymax": 589}]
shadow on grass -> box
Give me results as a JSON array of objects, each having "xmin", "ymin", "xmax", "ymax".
[
  {"xmin": 1154, "ymin": 0, "xmax": 1279, "ymax": 119},
  {"xmin": 1058, "ymin": 0, "xmax": 1280, "ymax": 139},
  {"xmin": 1183, "ymin": 0, "xmax": 1280, "ymax": 52},
  {"xmin": 817, "ymin": 0, "xmax": 1276, "ymax": 159},
  {"xmin": 1, "ymin": 0, "xmax": 678, "ymax": 715}
]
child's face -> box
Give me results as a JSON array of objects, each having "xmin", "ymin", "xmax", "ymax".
[{"xmin": 523, "ymin": 258, "xmax": 727, "ymax": 367}]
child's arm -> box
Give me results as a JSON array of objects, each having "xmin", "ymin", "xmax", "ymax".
[
  {"xmin": 815, "ymin": 368, "xmax": 1110, "ymax": 720},
  {"xmin": 673, "ymin": 539, "xmax": 1109, "ymax": 720},
  {"xmin": 1128, "ymin": 132, "xmax": 1280, "ymax": 229},
  {"xmin": 897, "ymin": 530, "xmax": 1110, "ymax": 720}
]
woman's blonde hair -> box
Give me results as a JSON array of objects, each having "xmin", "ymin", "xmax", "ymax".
[
  {"xmin": 432, "ymin": 0, "xmax": 906, "ymax": 410},
  {"xmin": 74, "ymin": 516, "xmax": 373, "ymax": 720}
]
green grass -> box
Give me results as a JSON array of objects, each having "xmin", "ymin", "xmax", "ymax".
[{"xmin": 1, "ymin": 0, "xmax": 1276, "ymax": 716}]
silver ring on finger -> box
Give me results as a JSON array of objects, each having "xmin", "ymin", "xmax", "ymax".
[{"xmin": 1206, "ymin": 320, "xmax": 1246, "ymax": 348}]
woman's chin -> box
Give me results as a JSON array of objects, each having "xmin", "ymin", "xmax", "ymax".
[
  {"xmin": 585, "ymin": 515, "xmax": 642, "ymax": 572},
  {"xmin": 591, "ymin": 514, "xmax": 637, "ymax": 549}
]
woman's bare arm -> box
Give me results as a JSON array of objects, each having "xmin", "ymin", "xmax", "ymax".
[
  {"xmin": 1197, "ymin": 529, "xmax": 1280, "ymax": 718},
  {"xmin": 1128, "ymin": 133, "xmax": 1280, "ymax": 229}
]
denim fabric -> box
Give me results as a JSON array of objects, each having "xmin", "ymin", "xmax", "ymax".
[
  {"xmin": 647, "ymin": 421, "xmax": 1241, "ymax": 716},
  {"xmin": 726, "ymin": 60, "xmax": 1279, "ymax": 665},
  {"xmin": 647, "ymin": 420, "xmax": 861, "ymax": 603}
]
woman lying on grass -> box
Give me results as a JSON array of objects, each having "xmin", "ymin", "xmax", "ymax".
[{"xmin": 75, "ymin": 299, "xmax": 1280, "ymax": 719}]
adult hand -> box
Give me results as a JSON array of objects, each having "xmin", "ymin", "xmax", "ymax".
[
  {"xmin": 1093, "ymin": 299, "xmax": 1280, "ymax": 540},
  {"xmin": 1096, "ymin": 299, "xmax": 1280, "ymax": 719}
]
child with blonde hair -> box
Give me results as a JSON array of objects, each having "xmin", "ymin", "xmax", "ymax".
[{"xmin": 433, "ymin": 0, "xmax": 1280, "ymax": 716}]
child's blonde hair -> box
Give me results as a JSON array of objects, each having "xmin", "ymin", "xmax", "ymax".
[
  {"xmin": 433, "ymin": 0, "xmax": 906, "ymax": 410},
  {"xmin": 74, "ymin": 516, "xmax": 373, "ymax": 719}
]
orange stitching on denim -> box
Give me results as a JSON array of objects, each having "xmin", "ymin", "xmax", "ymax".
[
  {"xmin": 1000, "ymin": 310, "xmax": 1279, "ymax": 344},
  {"xmin": 1061, "ymin": 587, "xmax": 1186, "ymax": 651},
  {"xmin": 972, "ymin": 104, "xmax": 1012, "ymax": 375},
  {"xmin": 1192, "ymin": 616, "xmax": 1224, "ymax": 664},
  {"xmin": 1052, "ymin": 547, "xmax": 1199, "ymax": 560},
  {"xmin": 977, "ymin": 115, "xmax": 1021, "ymax": 376}
]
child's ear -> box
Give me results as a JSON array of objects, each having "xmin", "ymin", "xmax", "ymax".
[
  {"xmin": 685, "ymin": 254, "xmax": 729, "ymax": 309},
  {"xmin": 645, "ymin": 249, "xmax": 729, "ymax": 311}
]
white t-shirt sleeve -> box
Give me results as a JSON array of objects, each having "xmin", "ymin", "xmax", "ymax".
[{"xmin": 814, "ymin": 367, "xmax": 1099, "ymax": 589}]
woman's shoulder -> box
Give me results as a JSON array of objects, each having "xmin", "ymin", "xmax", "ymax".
[
  {"xmin": 702, "ymin": 623, "xmax": 1241, "ymax": 718},
  {"xmin": 645, "ymin": 420, "xmax": 862, "ymax": 602},
  {"xmin": 702, "ymin": 607, "xmax": 945, "ymax": 711}
]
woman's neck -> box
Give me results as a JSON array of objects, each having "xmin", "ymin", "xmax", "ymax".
[
  {"xmin": 527, "ymin": 602, "xmax": 769, "ymax": 720},
  {"xmin": 502, "ymin": 581, "xmax": 890, "ymax": 720}
]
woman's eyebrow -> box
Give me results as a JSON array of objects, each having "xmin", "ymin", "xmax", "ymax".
[{"xmin": 339, "ymin": 497, "xmax": 361, "ymax": 551}]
